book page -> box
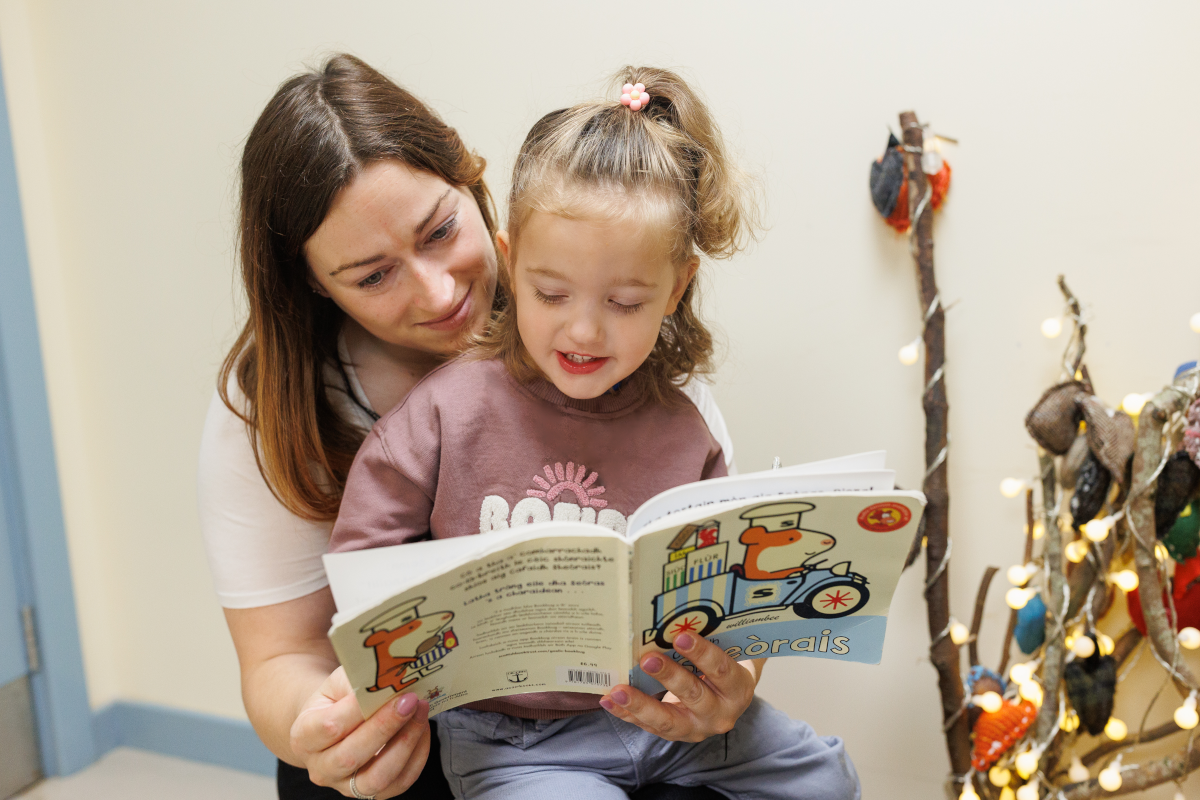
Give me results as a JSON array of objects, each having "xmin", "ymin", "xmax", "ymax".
[
  {"xmin": 626, "ymin": 468, "xmax": 896, "ymax": 536},
  {"xmin": 627, "ymin": 491, "xmax": 924, "ymax": 694},
  {"xmin": 328, "ymin": 528, "xmax": 630, "ymax": 718}
]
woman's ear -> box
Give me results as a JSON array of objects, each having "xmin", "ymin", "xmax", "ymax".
[
  {"xmin": 307, "ymin": 272, "xmax": 331, "ymax": 298},
  {"xmin": 665, "ymin": 256, "xmax": 700, "ymax": 315}
]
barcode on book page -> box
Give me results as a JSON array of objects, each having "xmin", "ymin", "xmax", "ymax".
[{"xmin": 556, "ymin": 666, "xmax": 618, "ymax": 688}]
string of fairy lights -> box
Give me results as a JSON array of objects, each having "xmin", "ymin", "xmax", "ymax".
[{"xmin": 898, "ymin": 306, "xmax": 1200, "ymax": 799}]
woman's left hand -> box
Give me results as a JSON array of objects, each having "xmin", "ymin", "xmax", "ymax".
[{"xmin": 599, "ymin": 633, "xmax": 762, "ymax": 742}]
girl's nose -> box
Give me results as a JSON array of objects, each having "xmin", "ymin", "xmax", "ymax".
[{"xmin": 567, "ymin": 306, "xmax": 604, "ymax": 347}]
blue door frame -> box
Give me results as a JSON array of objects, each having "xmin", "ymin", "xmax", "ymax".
[{"xmin": 0, "ymin": 53, "xmax": 97, "ymax": 776}]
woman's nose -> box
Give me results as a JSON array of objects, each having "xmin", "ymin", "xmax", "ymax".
[{"xmin": 409, "ymin": 261, "xmax": 457, "ymax": 311}]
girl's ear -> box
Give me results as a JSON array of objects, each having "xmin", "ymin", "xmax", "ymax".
[
  {"xmin": 496, "ymin": 230, "xmax": 513, "ymax": 279},
  {"xmin": 665, "ymin": 256, "xmax": 700, "ymax": 315}
]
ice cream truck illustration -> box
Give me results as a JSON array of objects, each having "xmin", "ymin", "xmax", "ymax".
[
  {"xmin": 360, "ymin": 596, "xmax": 458, "ymax": 694},
  {"xmin": 643, "ymin": 502, "xmax": 870, "ymax": 648}
]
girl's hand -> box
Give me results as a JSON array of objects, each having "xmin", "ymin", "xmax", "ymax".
[
  {"xmin": 290, "ymin": 667, "xmax": 432, "ymax": 799},
  {"xmin": 599, "ymin": 633, "xmax": 761, "ymax": 742}
]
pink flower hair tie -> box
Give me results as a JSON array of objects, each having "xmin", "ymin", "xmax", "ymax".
[{"xmin": 620, "ymin": 83, "xmax": 649, "ymax": 111}]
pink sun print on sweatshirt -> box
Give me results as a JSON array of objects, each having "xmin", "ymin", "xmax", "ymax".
[{"xmin": 526, "ymin": 462, "xmax": 608, "ymax": 508}]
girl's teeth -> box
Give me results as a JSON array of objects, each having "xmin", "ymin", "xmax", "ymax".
[{"xmin": 566, "ymin": 354, "xmax": 597, "ymax": 363}]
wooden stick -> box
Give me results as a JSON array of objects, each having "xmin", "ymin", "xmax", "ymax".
[
  {"xmin": 1036, "ymin": 451, "xmax": 1068, "ymax": 745},
  {"xmin": 969, "ymin": 567, "xmax": 998, "ymax": 667},
  {"xmin": 1131, "ymin": 387, "xmax": 1199, "ymax": 697},
  {"xmin": 1080, "ymin": 720, "xmax": 1183, "ymax": 768},
  {"xmin": 898, "ymin": 110, "xmax": 970, "ymax": 777}
]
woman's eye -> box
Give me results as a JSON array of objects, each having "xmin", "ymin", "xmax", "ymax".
[
  {"xmin": 429, "ymin": 217, "xmax": 458, "ymax": 242},
  {"xmin": 358, "ymin": 270, "xmax": 386, "ymax": 288}
]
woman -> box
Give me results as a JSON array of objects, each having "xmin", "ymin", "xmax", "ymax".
[{"xmin": 198, "ymin": 54, "xmax": 749, "ymax": 800}]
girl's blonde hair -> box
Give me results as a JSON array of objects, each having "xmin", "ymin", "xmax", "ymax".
[{"xmin": 476, "ymin": 66, "xmax": 758, "ymax": 404}]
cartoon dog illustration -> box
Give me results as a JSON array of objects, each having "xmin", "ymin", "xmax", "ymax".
[
  {"xmin": 733, "ymin": 502, "xmax": 836, "ymax": 580},
  {"xmin": 360, "ymin": 597, "xmax": 456, "ymax": 694}
]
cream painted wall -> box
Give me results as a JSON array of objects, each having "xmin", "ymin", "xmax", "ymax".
[{"xmin": 1, "ymin": 1, "xmax": 1199, "ymax": 796}]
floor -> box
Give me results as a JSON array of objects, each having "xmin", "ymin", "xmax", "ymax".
[{"xmin": 14, "ymin": 748, "xmax": 274, "ymax": 800}]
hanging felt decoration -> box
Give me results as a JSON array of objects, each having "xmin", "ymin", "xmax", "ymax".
[
  {"xmin": 1015, "ymin": 593, "xmax": 1047, "ymax": 654},
  {"xmin": 1183, "ymin": 397, "xmax": 1200, "ymax": 468},
  {"xmin": 1155, "ymin": 452, "xmax": 1200, "ymax": 538},
  {"xmin": 1070, "ymin": 450, "xmax": 1112, "ymax": 530},
  {"xmin": 1025, "ymin": 381, "xmax": 1087, "ymax": 455},
  {"xmin": 868, "ymin": 133, "xmax": 951, "ymax": 234},
  {"xmin": 971, "ymin": 699, "xmax": 1038, "ymax": 771},
  {"xmin": 967, "ymin": 664, "xmax": 1006, "ymax": 699},
  {"xmin": 1078, "ymin": 396, "xmax": 1136, "ymax": 485},
  {"xmin": 1059, "ymin": 432, "xmax": 1090, "ymax": 489},
  {"xmin": 1164, "ymin": 501, "xmax": 1200, "ymax": 562},
  {"xmin": 1127, "ymin": 555, "xmax": 1200, "ymax": 634},
  {"xmin": 1063, "ymin": 637, "xmax": 1117, "ymax": 736}
]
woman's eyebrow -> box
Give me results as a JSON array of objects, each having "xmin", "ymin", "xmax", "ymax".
[
  {"xmin": 414, "ymin": 189, "xmax": 453, "ymax": 235},
  {"xmin": 329, "ymin": 254, "xmax": 386, "ymax": 277}
]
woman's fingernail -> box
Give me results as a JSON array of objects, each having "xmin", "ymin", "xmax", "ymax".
[
  {"xmin": 674, "ymin": 633, "xmax": 694, "ymax": 651},
  {"xmin": 611, "ymin": 689, "xmax": 629, "ymax": 706},
  {"xmin": 395, "ymin": 693, "xmax": 418, "ymax": 716},
  {"xmin": 643, "ymin": 655, "xmax": 664, "ymax": 674},
  {"xmin": 599, "ymin": 698, "xmax": 614, "ymax": 711}
]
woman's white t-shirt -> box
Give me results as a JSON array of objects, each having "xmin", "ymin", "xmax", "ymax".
[{"xmin": 198, "ymin": 343, "xmax": 737, "ymax": 610}]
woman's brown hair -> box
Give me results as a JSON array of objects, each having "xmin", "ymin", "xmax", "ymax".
[
  {"xmin": 219, "ymin": 53, "xmax": 496, "ymax": 521},
  {"xmin": 475, "ymin": 66, "xmax": 757, "ymax": 405}
]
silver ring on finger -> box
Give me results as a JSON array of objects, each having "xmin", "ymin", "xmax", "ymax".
[{"xmin": 349, "ymin": 769, "xmax": 376, "ymax": 800}]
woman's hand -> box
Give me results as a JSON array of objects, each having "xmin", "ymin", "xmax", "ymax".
[
  {"xmin": 290, "ymin": 668, "xmax": 431, "ymax": 799},
  {"xmin": 599, "ymin": 633, "xmax": 763, "ymax": 742}
]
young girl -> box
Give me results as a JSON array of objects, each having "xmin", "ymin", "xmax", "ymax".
[{"xmin": 330, "ymin": 68, "xmax": 859, "ymax": 800}]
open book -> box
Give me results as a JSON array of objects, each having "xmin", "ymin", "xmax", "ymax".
[{"xmin": 325, "ymin": 452, "xmax": 925, "ymax": 718}]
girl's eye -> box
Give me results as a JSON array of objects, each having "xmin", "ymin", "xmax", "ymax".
[
  {"xmin": 533, "ymin": 288, "xmax": 565, "ymax": 304},
  {"xmin": 609, "ymin": 300, "xmax": 644, "ymax": 314},
  {"xmin": 429, "ymin": 217, "xmax": 458, "ymax": 242},
  {"xmin": 358, "ymin": 270, "xmax": 386, "ymax": 289}
]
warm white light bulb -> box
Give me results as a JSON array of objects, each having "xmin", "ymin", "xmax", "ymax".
[
  {"xmin": 950, "ymin": 620, "xmax": 970, "ymax": 645},
  {"xmin": 1032, "ymin": 520, "xmax": 1046, "ymax": 540},
  {"xmin": 988, "ymin": 766, "xmax": 1011, "ymax": 787},
  {"xmin": 1015, "ymin": 749, "xmax": 1039, "ymax": 779},
  {"xmin": 1061, "ymin": 709, "xmax": 1080, "ymax": 732},
  {"xmin": 1157, "ymin": 542, "xmax": 1171, "ymax": 562},
  {"xmin": 1006, "ymin": 587, "xmax": 1033, "ymax": 610},
  {"xmin": 1098, "ymin": 633, "xmax": 1115, "ymax": 656},
  {"xmin": 1104, "ymin": 717, "xmax": 1127, "ymax": 741},
  {"xmin": 959, "ymin": 782, "xmax": 980, "ymax": 800},
  {"xmin": 1072, "ymin": 636, "xmax": 1096, "ymax": 658},
  {"xmin": 1191, "ymin": 312, "xmax": 1200, "ymax": 334},
  {"xmin": 1009, "ymin": 662, "xmax": 1035, "ymax": 685},
  {"xmin": 1084, "ymin": 519, "xmax": 1111, "ymax": 542},
  {"xmin": 1065, "ymin": 539, "xmax": 1089, "ymax": 563},
  {"xmin": 1112, "ymin": 570, "xmax": 1139, "ymax": 592},
  {"xmin": 1019, "ymin": 680, "xmax": 1044, "ymax": 706},
  {"xmin": 899, "ymin": 338, "xmax": 921, "ymax": 365},
  {"xmin": 1041, "ymin": 317, "xmax": 1063, "ymax": 338},
  {"xmin": 1000, "ymin": 789, "xmax": 1015, "ymax": 800},
  {"xmin": 1068, "ymin": 756, "xmax": 1089, "ymax": 783},
  {"xmin": 1000, "ymin": 478, "xmax": 1025, "ymax": 498},
  {"xmin": 1016, "ymin": 781, "xmax": 1039, "ymax": 800},
  {"xmin": 1175, "ymin": 790, "xmax": 1186, "ymax": 800},
  {"xmin": 1008, "ymin": 564, "xmax": 1029, "ymax": 585},
  {"xmin": 1122, "ymin": 393, "xmax": 1149, "ymax": 415},
  {"xmin": 978, "ymin": 691, "xmax": 1003, "ymax": 714},
  {"xmin": 1179, "ymin": 627, "xmax": 1200, "ymax": 650},
  {"xmin": 1098, "ymin": 764, "xmax": 1122, "ymax": 792},
  {"xmin": 1174, "ymin": 700, "xmax": 1199, "ymax": 730}
]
